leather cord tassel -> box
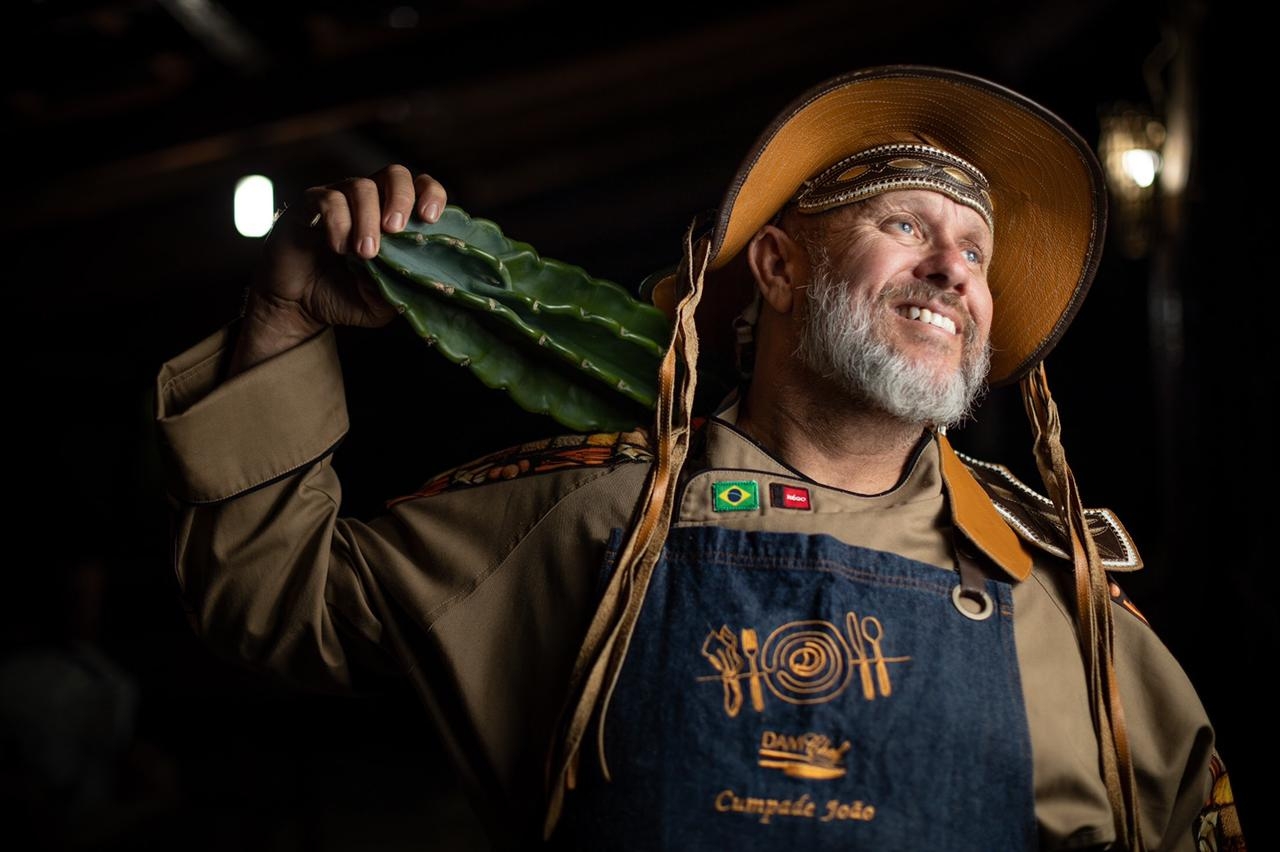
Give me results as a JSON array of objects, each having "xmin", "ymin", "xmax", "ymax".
[
  {"xmin": 542, "ymin": 216, "xmax": 711, "ymax": 839},
  {"xmin": 1021, "ymin": 363, "xmax": 1145, "ymax": 851}
]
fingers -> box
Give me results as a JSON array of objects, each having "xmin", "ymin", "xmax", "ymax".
[
  {"xmin": 302, "ymin": 166, "xmax": 449, "ymax": 260},
  {"xmin": 303, "ymin": 185, "xmax": 353, "ymax": 256},
  {"xmin": 346, "ymin": 176, "xmax": 382, "ymax": 259},
  {"xmin": 414, "ymin": 173, "xmax": 448, "ymax": 224},
  {"xmin": 376, "ymin": 164, "xmax": 416, "ymax": 234}
]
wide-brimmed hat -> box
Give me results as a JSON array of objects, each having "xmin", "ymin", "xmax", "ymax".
[{"xmin": 642, "ymin": 64, "xmax": 1107, "ymax": 388}]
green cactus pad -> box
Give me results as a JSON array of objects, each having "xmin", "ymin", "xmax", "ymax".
[{"xmin": 362, "ymin": 205, "xmax": 671, "ymax": 432}]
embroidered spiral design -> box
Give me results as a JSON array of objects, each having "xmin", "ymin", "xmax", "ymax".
[{"xmin": 761, "ymin": 620, "xmax": 852, "ymax": 705}]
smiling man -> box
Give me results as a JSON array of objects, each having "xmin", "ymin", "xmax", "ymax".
[
  {"xmin": 790, "ymin": 191, "xmax": 994, "ymax": 420},
  {"xmin": 154, "ymin": 67, "xmax": 1241, "ymax": 850},
  {"xmin": 735, "ymin": 183, "xmax": 996, "ymax": 495}
]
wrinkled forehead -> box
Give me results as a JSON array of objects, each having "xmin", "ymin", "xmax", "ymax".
[
  {"xmin": 775, "ymin": 188, "xmax": 994, "ymax": 260},
  {"xmin": 857, "ymin": 189, "xmax": 994, "ymax": 242}
]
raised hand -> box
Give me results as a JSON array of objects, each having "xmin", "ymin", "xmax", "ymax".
[{"xmin": 227, "ymin": 165, "xmax": 448, "ymax": 377}]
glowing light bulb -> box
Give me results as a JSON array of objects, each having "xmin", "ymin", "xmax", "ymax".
[
  {"xmin": 1120, "ymin": 149, "xmax": 1160, "ymax": 189},
  {"xmin": 235, "ymin": 175, "xmax": 275, "ymax": 237}
]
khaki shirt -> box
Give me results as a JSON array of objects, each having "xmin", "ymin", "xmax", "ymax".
[{"xmin": 155, "ymin": 321, "xmax": 1218, "ymax": 850}]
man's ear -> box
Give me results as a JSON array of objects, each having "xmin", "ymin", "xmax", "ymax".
[{"xmin": 746, "ymin": 224, "xmax": 807, "ymax": 315}]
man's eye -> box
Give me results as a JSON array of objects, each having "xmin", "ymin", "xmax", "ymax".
[
  {"xmin": 963, "ymin": 248, "xmax": 982, "ymax": 263},
  {"xmin": 894, "ymin": 220, "xmax": 915, "ymax": 235}
]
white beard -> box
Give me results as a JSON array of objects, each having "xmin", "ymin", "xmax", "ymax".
[{"xmin": 794, "ymin": 254, "xmax": 991, "ymax": 428}]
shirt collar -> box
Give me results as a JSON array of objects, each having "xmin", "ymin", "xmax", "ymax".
[{"xmin": 698, "ymin": 402, "xmax": 1032, "ymax": 581}]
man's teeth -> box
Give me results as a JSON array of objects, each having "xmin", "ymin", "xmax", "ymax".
[{"xmin": 903, "ymin": 305, "xmax": 956, "ymax": 335}]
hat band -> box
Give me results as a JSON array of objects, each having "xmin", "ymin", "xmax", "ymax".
[{"xmin": 793, "ymin": 143, "xmax": 995, "ymax": 233}]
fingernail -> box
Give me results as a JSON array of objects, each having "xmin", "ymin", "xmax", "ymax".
[
  {"xmin": 424, "ymin": 202, "xmax": 440, "ymax": 222},
  {"xmin": 387, "ymin": 212, "xmax": 404, "ymax": 231},
  {"xmin": 359, "ymin": 236, "xmax": 375, "ymax": 257}
]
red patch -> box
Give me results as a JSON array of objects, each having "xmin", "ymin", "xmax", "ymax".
[{"xmin": 770, "ymin": 484, "xmax": 811, "ymax": 510}]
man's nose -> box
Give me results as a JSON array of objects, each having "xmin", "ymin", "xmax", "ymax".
[{"xmin": 914, "ymin": 243, "xmax": 974, "ymax": 291}]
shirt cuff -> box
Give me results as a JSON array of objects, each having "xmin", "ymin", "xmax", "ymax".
[{"xmin": 154, "ymin": 319, "xmax": 348, "ymax": 503}]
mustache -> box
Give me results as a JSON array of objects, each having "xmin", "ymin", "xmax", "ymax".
[{"xmin": 876, "ymin": 280, "xmax": 976, "ymax": 345}]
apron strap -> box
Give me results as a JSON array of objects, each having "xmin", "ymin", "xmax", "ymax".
[{"xmin": 952, "ymin": 538, "xmax": 997, "ymax": 622}]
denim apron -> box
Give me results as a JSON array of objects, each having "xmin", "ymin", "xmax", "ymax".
[{"xmin": 552, "ymin": 525, "xmax": 1035, "ymax": 851}]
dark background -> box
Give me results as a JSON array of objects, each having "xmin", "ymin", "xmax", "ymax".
[{"xmin": 4, "ymin": 0, "xmax": 1272, "ymax": 849}]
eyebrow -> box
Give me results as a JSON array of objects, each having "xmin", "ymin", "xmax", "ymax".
[
  {"xmin": 961, "ymin": 224, "xmax": 994, "ymax": 249},
  {"xmin": 879, "ymin": 198, "xmax": 992, "ymax": 248}
]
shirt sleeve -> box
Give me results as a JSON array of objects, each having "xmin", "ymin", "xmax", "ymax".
[
  {"xmin": 1017, "ymin": 565, "xmax": 1220, "ymax": 851},
  {"xmin": 1112, "ymin": 606, "xmax": 1217, "ymax": 852},
  {"xmin": 152, "ymin": 320, "xmax": 651, "ymax": 839},
  {"xmin": 152, "ymin": 320, "xmax": 592, "ymax": 694},
  {"xmin": 154, "ymin": 320, "xmax": 395, "ymax": 692}
]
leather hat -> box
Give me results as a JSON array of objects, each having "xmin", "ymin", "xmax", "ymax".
[{"xmin": 641, "ymin": 65, "xmax": 1107, "ymax": 388}]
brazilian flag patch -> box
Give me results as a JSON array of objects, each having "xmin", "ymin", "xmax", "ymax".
[{"xmin": 713, "ymin": 480, "xmax": 759, "ymax": 512}]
